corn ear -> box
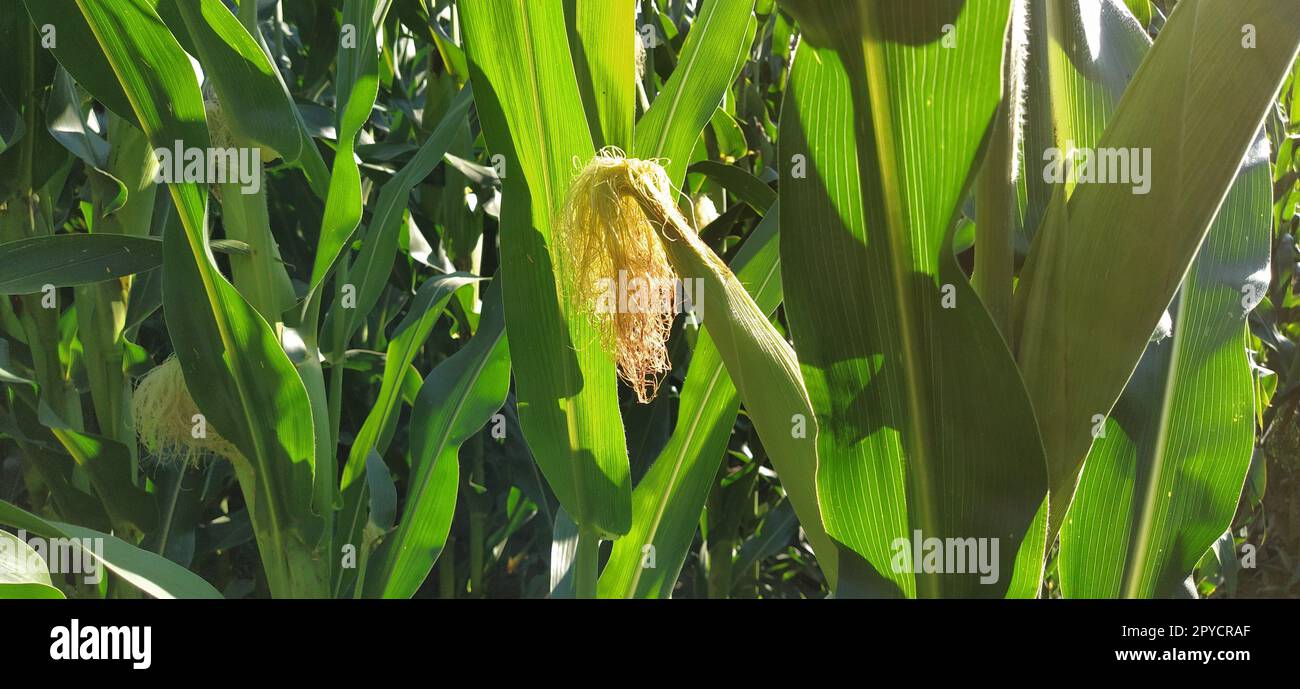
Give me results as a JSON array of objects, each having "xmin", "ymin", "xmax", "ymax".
[{"xmin": 560, "ymin": 152, "xmax": 836, "ymax": 574}]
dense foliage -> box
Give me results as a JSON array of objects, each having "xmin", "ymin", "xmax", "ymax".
[{"xmin": 1, "ymin": 0, "xmax": 1298, "ymax": 599}]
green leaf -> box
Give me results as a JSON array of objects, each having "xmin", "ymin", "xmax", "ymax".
[
  {"xmin": 0, "ymin": 234, "xmax": 162, "ymax": 294},
  {"xmin": 3, "ymin": 443, "xmax": 112, "ymax": 533},
  {"xmin": 566, "ymin": 0, "xmax": 635, "ymax": 150},
  {"xmin": 0, "ymin": 338, "xmax": 36, "ymax": 387},
  {"xmin": 20, "ymin": 0, "xmax": 137, "ymax": 126},
  {"xmin": 334, "ymin": 85, "xmax": 474, "ymax": 351},
  {"xmin": 687, "ymin": 159, "xmax": 776, "ymax": 212},
  {"xmin": 1013, "ymin": 0, "xmax": 1300, "ymax": 540},
  {"xmin": 633, "ymin": 0, "xmax": 757, "ymax": 184},
  {"xmin": 1042, "ymin": 0, "xmax": 1149, "ymax": 195},
  {"xmin": 165, "ymin": 0, "xmax": 328, "ymax": 191},
  {"xmin": 779, "ymin": 0, "xmax": 1048, "ymax": 597},
  {"xmin": 308, "ymin": 0, "xmax": 386, "ymax": 289},
  {"xmin": 1060, "ymin": 104, "xmax": 1272, "ymax": 596},
  {"xmin": 334, "ymin": 272, "xmax": 478, "ymax": 595},
  {"xmin": 462, "ymin": 0, "xmax": 631, "ymax": 537},
  {"xmin": 365, "ymin": 278, "xmax": 511, "ymax": 598},
  {"xmin": 1120, "ymin": 0, "xmax": 1152, "ymax": 27},
  {"xmin": 45, "ymin": 67, "xmax": 111, "ymax": 172},
  {"xmin": 0, "ymin": 499, "xmax": 221, "ymax": 599},
  {"xmin": 342, "ymin": 273, "xmax": 483, "ymax": 486},
  {"xmin": 731, "ymin": 499, "xmax": 799, "ymax": 583},
  {"xmin": 0, "ymin": 89, "xmax": 24, "ymax": 156},
  {"xmin": 647, "ymin": 191, "xmax": 841, "ymax": 600},
  {"xmin": 550, "ymin": 507, "xmax": 579, "ymax": 598},
  {"xmin": 44, "ymin": 422, "xmax": 158, "ymax": 536}
]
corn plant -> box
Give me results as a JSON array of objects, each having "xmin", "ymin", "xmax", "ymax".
[{"xmin": 1, "ymin": 0, "xmax": 1298, "ymax": 600}]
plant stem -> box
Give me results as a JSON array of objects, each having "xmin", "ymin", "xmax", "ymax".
[
  {"xmin": 327, "ymin": 362, "xmax": 344, "ymax": 448},
  {"xmin": 439, "ymin": 537, "xmax": 457, "ymax": 598},
  {"xmin": 467, "ymin": 437, "xmax": 486, "ymax": 595},
  {"xmin": 468, "ymin": 511, "xmax": 485, "ymax": 595},
  {"xmin": 575, "ymin": 524, "xmax": 600, "ymax": 599},
  {"xmin": 218, "ymin": 177, "xmax": 295, "ymax": 324}
]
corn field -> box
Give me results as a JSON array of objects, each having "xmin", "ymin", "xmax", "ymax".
[{"xmin": 1, "ymin": 0, "xmax": 1299, "ymax": 601}]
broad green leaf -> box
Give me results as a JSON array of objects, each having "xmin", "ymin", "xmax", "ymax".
[
  {"xmin": 461, "ymin": 0, "xmax": 631, "ymax": 537},
  {"xmin": 1006, "ymin": 0, "xmax": 1150, "ymax": 249},
  {"xmin": 731, "ymin": 499, "xmax": 799, "ymax": 584},
  {"xmin": 1046, "ymin": 8, "xmax": 1273, "ymax": 594},
  {"xmin": 566, "ymin": 0, "xmax": 635, "ymax": 150},
  {"xmin": 0, "ymin": 234, "xmax": 161, "ymax": 294},
  {"xmin": 1043, "ymin": 0, "xmax": 1149, "ymax": 198},
  {"xmin": 971, "ymin": 0, "xmax": 1028, "ymax": 335},
  {"xmin": 45, "ymin": 422, "xmax": 158, "ymax": 536},
  {"xmin": 141, "ymin": 460, "xmax": 206, "ymax": 568},
  {"xmin": 0, "ymin": 499, "xmax": 221, "ymax": 599},
  {"xmin": 0, "ymin": 89, "xmax": 23, "ymax": 156},
  {"xmin": 334, "ymin": 273, "xmax": 479, "ymax": 594},
  {"xmin": 322, "ymin": 86, "xmax": 473, "ymax": 557},
  {"xmin": 166, "ymin": 0, "xmax": 302, "ymax": 160},
  {"xmin": 0, "ymin": 337, "xmax": 36, "ymax": 387},
  {"xmin": 780, "ymin": 0, "xmax": 1048, "ymax": 598},
  {"xmin": 633, "ymin": 0, "xmax": 757, "ymax": 184},
  {"xmin": 1016, "ymin": 0, "xmax": 1055, "ymax": 244},
  {"xmin": 1120, "ymin": 0, "xmax": 1151, "ymax": 27},
  {"xmin": 365, "ymin": 450, "xmax": 398, "ymax": 531},
  {"xmin": 3, "ymin": 442, "xmax": 112, "ymax": 534},
  {"xmin": 45, "ymin": 67, "xmax": 112, "ymax": 180},
  {"xmin": 365, "ymin": 279, "xmax": 511, "ymax": 598},
  {"xmin": 649, "ymin": 193, "xmax": 839, "ymax": 600},
  {"xmin": 0, "ymin": 8, "xmax": 66, "ymax": 201},
  {"xmin": 1014, "ymin": 0, "xmax": 1300, "ymax": 540},
  {"xmin": 75, "ymin": 109, "xmax": 160, "ymax": 450},
  {"xmin": 550, "ymin": 507, "xmax": 579, "ymax": 598},
  {"xmin": 346, "ymin": 449, "xmax": 396, "ymax": 593},
  {"xmin": 1060, "ymin": 136, "xmax": 1271, "ymax": 597}
]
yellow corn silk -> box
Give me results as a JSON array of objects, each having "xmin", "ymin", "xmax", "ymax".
[
  {"xmin": 132, "ymin": 357, "xmax": 241, "ymax": 466},
  {"xmin": 556, "ymin": 150, "xmax": 686, "ymax": 403},
  {"xmin": 556, "ymin": 150, "xmax": 734, "ymax": 403}
]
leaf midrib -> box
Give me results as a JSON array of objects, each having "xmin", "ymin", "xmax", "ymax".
[
  {"xmin": 1122, "ymin": 291, "xmax": 1188, "ymax": 599},
  {"xmin": 858, "ymin": 6, "xmax": 938, "ymax": 599}
]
